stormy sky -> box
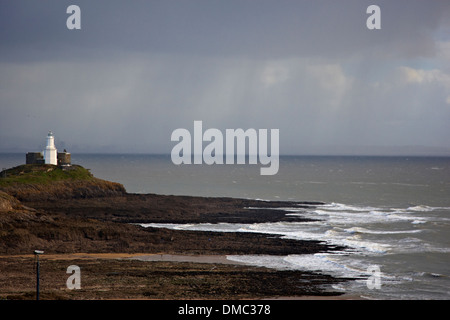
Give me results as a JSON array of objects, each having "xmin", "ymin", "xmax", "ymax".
[{"xmin": 1, "ymin": 0, "xmax": 450, "ymax": 155}]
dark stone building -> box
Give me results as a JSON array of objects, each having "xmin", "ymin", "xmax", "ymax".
[
  {"xmin": 26, "ymin": 152, "xmax": 45, "ymax": 165},
  {"xmin": 57, "ymin": 151, "xmax": 71, "ymax": 166},
  {"xmin": 26, "ymin": 151, "xmax": 71, "ymax": 166}
]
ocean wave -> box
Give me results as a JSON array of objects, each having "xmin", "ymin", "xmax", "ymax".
[
  {"xmin": 265, "ymin": 202, "xmax": 450, "ymax": 227},
  {"xmin": 225, "ymin": 255, "xmax": 293, "ymax": 271},
  {"xmin": 318, "ymin": 202, "xmax": 450, "ymax": 213},
  {"xmin": 343, "ymin": 227, "xmax": 422, "ymax": 235},
  {"xmin": 311, "ymin": 203, "xmax": 435, "ymax": 226},
  {"xmin": 407, "ymin": 205, "xmax": 450, "ymax": 212},
  {"xmin": 285, "ymin": 254, "xmax": 361, "ymax": 276},
  {"xmin": 227, "ymin": 253, "xmax": 394, "ymax": 280},
  {"xmin": 309, "ymin": 209, "xmax": 425, "ymax": 226},
  {"xmin": 140, "ymin": 199, "xmax": 448, "ymax": 258},
  {"xmin": 342, "ymin": 237, "xmax": 390, "ymax": 254},
  {"xmin": 319, "ymin": 202, "xmax": 379, "ymax": 212}
]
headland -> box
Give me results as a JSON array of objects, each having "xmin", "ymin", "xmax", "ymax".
[{"xmin": 0, "ymin": 164, "xmax": 354, "ymax": 300}]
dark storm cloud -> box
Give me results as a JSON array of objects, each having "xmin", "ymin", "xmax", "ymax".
[
  {"xmin": 2, "ymin": 0, "xmax": 448, "ymax": 61},
  {"xmin": 1, "ymin": 1, "xmax": 450, "ymax": 155}
]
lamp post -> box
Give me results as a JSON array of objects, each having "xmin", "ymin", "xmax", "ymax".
[{"xmin": 34, "ymin": 250, "xmax": 44, "ymax": 300}]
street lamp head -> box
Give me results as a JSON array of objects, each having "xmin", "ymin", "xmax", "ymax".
[{"xmin": 34, "ymin": 250, "xmax": 44, "ymax": 255}]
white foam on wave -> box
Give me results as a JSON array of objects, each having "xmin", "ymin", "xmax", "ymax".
[
  {"xmin": 319, "ymin": 202, "xmax": 378, "ymax": 212},
  {"xmin": 342, "ymin": 236, "xmax": 390, "ymax": 254},
  {"xmin": 408, "ymin": 205, "xmax": 434, "ymax": 212},
  {"xmin": 140, "ymin": 222, "xmax": 246, "ymax": 233},
  {"xmin": 344, "ymin": 226, "xmax": 422, "ymax": 235},
  {"xmin": 255, "ymin": 202, "xmax": 444, "ymax": 225},
  {"xmin": 246, "ymin": 206, "xmax": 307, "ymax": 213},
  {"xmin": 310, "ymin": 209, "xmax": 424, "ymax": 226},
  {"xmin": 312, "ymin": 203, "xmax": 433, "ymax": 225},
  {"xmin": 318, "ymin": 202, "xmax": 450, "ymax": 213},
  {"xmin": 407, "ymin": 205, "xmax": 450, "ymax": 212},
  {"xmin": 140, "ymin": 201, "xmax": 448, "ymax": 257},
  {"xmin": 226, "ymin": 253, "xmax": 387, "ymax": 279},
  {"xmin": 225, "ymin": 255, "xmax": 293, "ymax": 271},
  {"xmin": 284, "ymin": 254, "xmax": 368, "ymax": 277}
]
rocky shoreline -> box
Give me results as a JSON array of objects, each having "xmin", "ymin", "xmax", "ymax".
[
  {"xmin": 0, "ymin": 164, "xmax": 354, "ymax": 299},
  {"xmin": 2, "ymin": 192, "xmax": 346, "ymax": 255}
]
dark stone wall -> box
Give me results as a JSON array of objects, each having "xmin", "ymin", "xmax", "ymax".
[
  {"xmin": 57, "ymin": 152, "xmax": 71, "ymax": 165},
  {"xmin": 26, "ymin": 152, "xmax": 44, "ymax": 164}
]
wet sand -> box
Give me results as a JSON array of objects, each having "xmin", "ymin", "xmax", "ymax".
[
  {"xmin": 130, "ymin": 253, "xmax": 245, "ymax": 265},
  {"xmin": 0, "ymin": 254, "xmax": 351, "ymax": 300},
  {"xmin": 0, "ymin": 252, "xmax": 245, "ymax": 265}
]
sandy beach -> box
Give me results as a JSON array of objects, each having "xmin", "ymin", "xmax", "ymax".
[
  {"xmin": 0, "ymin": 252, "xmax": 246, "ymax": 264},
  {"xmin": 0, "ymin": 253, "xmax": 352, "ymax": 300}
]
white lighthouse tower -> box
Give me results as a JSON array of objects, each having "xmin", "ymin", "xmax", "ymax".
[{"xmin": 43, "ymin": 131, "xmax": 57, "ymax": 165}]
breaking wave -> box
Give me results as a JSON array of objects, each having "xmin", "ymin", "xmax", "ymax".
[{"xmin": 141, "ymin": 200, "xmax": 450, "ymax": 299}]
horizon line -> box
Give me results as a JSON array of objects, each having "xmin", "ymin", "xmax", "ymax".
[{"xmin": 2, "ymin": 151, "xmax": 450, "ymax": 158}]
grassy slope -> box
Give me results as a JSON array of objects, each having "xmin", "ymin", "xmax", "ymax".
[
  {"xmin": 0, "ymin": 164, "xmax": 94, "ymax": 186},
  {"xmin": 0, "ymin": 164, "xmax": 126, "ymax": 201},
  {"xmin": 0, "ymin": 164, "xmax": 130, "ymax": 254}
]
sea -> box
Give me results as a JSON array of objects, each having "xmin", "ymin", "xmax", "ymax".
[{"xmin": 2, "ymin": 153, "xmax": 449, "ymax": 300}]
